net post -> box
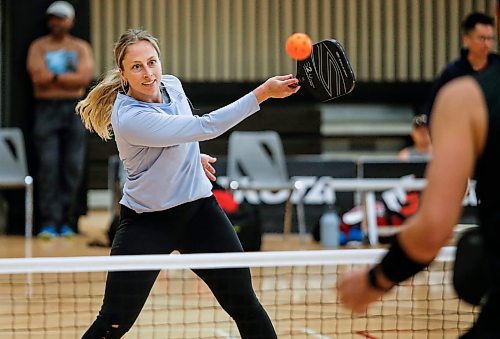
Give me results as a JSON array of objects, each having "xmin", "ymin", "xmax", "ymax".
[{"xmin": 365, "ymin": 191, "xmax": 379, "ymax": 245}]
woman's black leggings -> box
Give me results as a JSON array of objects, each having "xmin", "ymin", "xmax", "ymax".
[{"xmin": 82, "ymin": 196, "xmax": 276, "ymax": 339}]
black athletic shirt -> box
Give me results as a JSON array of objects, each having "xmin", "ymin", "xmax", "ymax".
[
  {"xmin": 426, "ymin": 50, "xmax": 499, "ymax": 121},
  {"xmin": 473, "ymin": 56, "xmax": 500, "ymax": 282}
]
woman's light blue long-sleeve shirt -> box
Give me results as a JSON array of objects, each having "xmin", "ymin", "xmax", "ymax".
[{"xmin": 111, "ymin": 74, "xmax": 260, "ymax": 213}]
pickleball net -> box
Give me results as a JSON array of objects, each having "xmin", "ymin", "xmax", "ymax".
[{"xmin": 0, "ymin": 248, "xmax": 477, "ymax": 338}]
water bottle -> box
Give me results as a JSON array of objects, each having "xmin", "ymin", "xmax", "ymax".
[{"xmin": 320, "ymin": 206, "xmax": 340, "ymax": 248}]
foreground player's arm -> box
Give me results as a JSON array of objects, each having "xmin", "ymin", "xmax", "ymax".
[
  {"xmin": 339, "ymin": 76, "xmax": 487, "ymax": 314},
  {"xmin": 397, "ymin": 77, "xmax": 486, "ymax": 263}
]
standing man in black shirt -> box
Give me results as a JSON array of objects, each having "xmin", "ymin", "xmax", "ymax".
[{"xmin": 426, "ymin": 12, "xmax": 496, "ymax": 121}]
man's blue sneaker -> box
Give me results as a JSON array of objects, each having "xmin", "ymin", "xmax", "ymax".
[
  {"xmin": 38, "ymin": 225, "xmax": 58, "ymax": 239},
  {"xmin": 59, "ymin": 225, "xmax": 76, "ymax": 237}
]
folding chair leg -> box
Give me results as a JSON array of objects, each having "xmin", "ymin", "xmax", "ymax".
[
  {"xmin": 364, "ymin": 191, "xmax": 379, "ymax": 245},
  {"xmin": 283, "ymin": 195, "xmax": 293, "ymax": 237},
  {"xmin": 296, "ymin": 201, "xmax": 307, "ymax": 244}
]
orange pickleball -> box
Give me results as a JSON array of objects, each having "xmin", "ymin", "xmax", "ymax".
[{"xmin": 286, "ymin": 33, "xmax": 313, "ymax": 60}]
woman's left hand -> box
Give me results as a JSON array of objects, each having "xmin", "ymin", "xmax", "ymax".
[{"xmin": 201, "ymin": 153, "xmax": 217, "ymax": 181}]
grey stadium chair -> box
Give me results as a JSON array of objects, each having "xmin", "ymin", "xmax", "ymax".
[
  {"xmin": 0, "ymin": 128, "xmax": 34, "ymax": 241},
  {"xmin": 227, "ymin": 131, "xmax": 306, "ymax": 243}
]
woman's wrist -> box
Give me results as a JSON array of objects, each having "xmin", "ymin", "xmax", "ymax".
[
  {"xmin": 367, "ymin": 265, "xmax": 393, "ymax": 292},
  {"xmin": 252, "ymin": 83, "xmax": 269, "ymax": 104},
  {"xmin": 379, "ymin": 235, "xmax": 429, "ymax": 284}
]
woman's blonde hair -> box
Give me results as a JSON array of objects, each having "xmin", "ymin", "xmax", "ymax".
[{"xmin": 76, "ymin": 29, "xmax": 161, "ymax": 140}]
